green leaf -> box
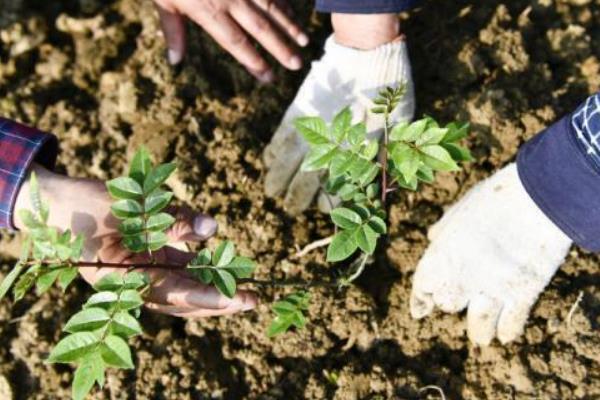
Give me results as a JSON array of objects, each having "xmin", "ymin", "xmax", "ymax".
[
  {"xmin": 0, "ymin": 263, "xmax": 24, "ymax": 301},
  {"xmin": 119, "ymin": 289, "xmax": 144, "ymax": 310},
  {"xmin": 118, "ymin": 217, "xmax": 144, "ymax": 236},
  {"xmin": 361, "ymin": 141, "xmax": 379, "ymax": 160},
  {"xmin": 338, "ymin": 183, "xmax": 358, "ymax": 201},
  {"xmin": 58, "ymin": 267, "xmax": 79, "ymax": 291},
  {"xmin": 390, "ymin": 119, "xmax": 427, "ymax": 142},
  {"xmin": 267, "ymin": 312, "xmax": 298, "ymax": 337},
  {"xmin": 330, "ymin": 208, "xmax": 362, "ymax": 229},
  {"xmin": 18, "ymin": 209, "xmax": 43, "ymax": 230},
  {"xmin": 123, "ymin": 272, "xmax": 148, "ymax": 290},
  {"xmin": 106, "ymin": 177, "xmax": 143, "ymax": 200},
  {"xmin": 84, "ymin": 291, "xmax": 119, "ymax": 310},
  {"xmin": 355, "ymin": 224, "xmax": 378, "ymax": 254},
  {"xmin": 146, "ymin": 213, "xmax": 175, "ymax": 232},
  {"xmin": 442, "ymin": 122, "xmax": 469, "ymax": 143},
  {"xmin": 111, "ymin": 199, "xmax": 143, "ymax": 219},
  {"xmin": 100, "ymin": 335, "xmax": 134, "ymax": 369},
  {"xmin": 13, "ymin": 265, "xmax": 39, "ymax": 301},
  {"xmin": 300, "ymin": 145, "xmax": 337, "ymax": 172},
  {"xmin": 327, "ymin": 230, "xmax": 359, "ymax": 262},
  {"xmin": 416, "ymin": 127, "xmax": 448, "ymax": 146},
  {"xmin": 420, "ymin": 145, "xmax": 460, "ymax": 171},
  {"xmin": 331, "ymin": 106, "xmax": 352, "ymax": 142},
  {"xmin": 349, "ymin": 204, "xmax": 370, "ymax": 220},
  {"xmin": 366, "ymin": 183, "xmax": 379, "ymax": 199},
  {"xmin": 191, "ymin": 248, "xmax": 212, "ymax": 266},
  {"xmin": 144, "ymin": 190, "xmax": 173, "ymax": 215},
  {"xmin": 329, "ymin": 151, "xmax": 353, "ymax": 178},
  {"xmin": 93, "ymin": 272, "xmax": 124, "ymax": 291},
  {"xmin": 129, "ymin": 147, "xmax": 153, "ymax": 185},
  {"xmin": 72, "ymin": 354, "xmax": 103, "ymax": 400},
  {"xmin": 213, "ymin": 241, "xmax": 235, "ymax": 267},
  {"xmin": 36, "ymin": 269, "xmax": 61, "ymax": 295},
  {"xmin": 188, "ymin": 267, "xmax": 213, "ymax": 284},
  {"xmin": 416, "ymin": 165, "xmax": 435, "ymax": 183},
  {"xmin": 213, "ymin": 270, "xmax": 236, "ymax": 298},
  {"xmin": 146, "ymin": 235, "xmax": 168, "ymax": 252},
  {"xmin": 110, "ymin": 311, "xmax": 143, "ymax": 337},
  {"xmin": 294, "ymin": 117, "xmax": 329, "ymax": 145},
  {"xmin": 64, "ymin": 307, "xmax": 111, "ymax": 333},
  {"xmin": 143, "ymin": 163, "xmax": 176, "ymax": 195},
  {"xmin": 391, "ymin": 143, "xmax": 421, "ymax": 182},
  {"xmin": 29, "ymin": 172, "xmax": 46, "ymax": 221},
  {"xmin": 443, "ymin": 143, "xmax": 474, "ymax": 162},
  {"xmin": 47, "ymin": 332, "xmax": 98, "ymax": 363},
  {"xmin": 347, "ymin": 122, "xmax": 366, "ymax": 146},
  {"xmin": 223, "ymin": 257, "xmax": 255, "ymax": 279},
  {"xmin": 368, "ymin": 216, "xmax": 387, "ymax": 234},
  {"xmin": 71, "ymin": 234, "xmax": 84, "ymax": 260},
  {"xmin": 358, "ymin": 163, "xmax": 380, "ymax": 187}
]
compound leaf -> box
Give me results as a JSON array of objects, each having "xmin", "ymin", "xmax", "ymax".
[{"xmin": 294, "ymin": 117, "xmax": 329, "ymax": 145}]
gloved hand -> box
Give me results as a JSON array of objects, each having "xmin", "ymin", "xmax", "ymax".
[
  {"xmin": 263, "ymin": 35, "xmax": 415, "ymax": 214},
  {"xmin": 410, "ymin": 163, "xmax": 572, "ymax": 345}
]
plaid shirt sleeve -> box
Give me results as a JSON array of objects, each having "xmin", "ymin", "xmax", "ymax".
[{"xmin": 0, "ymin": 117, "xmax": 58, "ymax": 230}]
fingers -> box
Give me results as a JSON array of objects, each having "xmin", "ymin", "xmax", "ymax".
[
  {"xmin": 156, "ymin": 4, "xmax": 186, "ymax": 65},
  {"xmin": 231, "ymin": 1, "xmax": 302, "ymax": 71},
  {"xmin": 184, "ymin": 7, "xmax": 273, "ymax": 83},
  {"xmin": 147, "ymin": 270, "xmax": 257, "ymax": 310},
  {"xmin": 467, "ymin": 295, "xmax": 503, "ymax": 346},
  {"xmin": 145, "ymin": 291, "xmax": 256, "ymax": 317},
  {"xmin": 252, "ymin": 0, "xmax": 308, "ymax": 47},
  {"xmin": 496, "ymin": 300, "xmax": 532, "ymax": 344},
  {"xmin": 283, "ymin": 170, "xmax": 321, "ymax": 215},
  {"xmin": 166, "ymin": 206, "xmax": 217, "ymax": 243}
]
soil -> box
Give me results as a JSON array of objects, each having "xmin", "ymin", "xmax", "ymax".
[{"xmin": 0, "ymin": 0, "xmax": 599, "ymax": 399}]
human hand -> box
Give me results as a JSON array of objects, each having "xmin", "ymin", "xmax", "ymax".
[
  {"xmin": 153, "ymin": 0, "xmax": 308, "ymax": 82},
  {"xmin": 263, "ymin": 36, "xmax": 415, "ymax": 214},
  {"xmin": 14, "ymin": 164, "xmax": 257, "ymax": 317},
  {"xmin": 410, "ymin": 163, "xmax": 572, "ymax": 345}
]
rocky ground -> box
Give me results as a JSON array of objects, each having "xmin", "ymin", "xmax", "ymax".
[{"xmin": 0, "ymin": 0, "xmax": 598, "ymax": 398}]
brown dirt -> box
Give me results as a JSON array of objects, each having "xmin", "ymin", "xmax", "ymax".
[{"xmin": 0, "ymin": 0, "xmax": 599, "ymax": 399}]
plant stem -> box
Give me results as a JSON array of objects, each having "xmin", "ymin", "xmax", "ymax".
[
  {"xmin": 237, "ymin": 277, "xmax": 338, "ymax": 288},
  {"xmin": 381, "ymin": 110, "xmax": 390, "ymax": 205},
  {"xmin": 294, "ymin": 236, "xmax": 333, "ymax": 258},
  {"xmin": 343, "ymin": 252, "xmax": 369, "ymax": 285}
]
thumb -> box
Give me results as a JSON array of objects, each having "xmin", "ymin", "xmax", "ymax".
[
  {"xmin": 156, "ymin": 3, "xmax": 186, "ymax": 65},
  {"xmin": 167, "ymin": 206, "xmax": 217, "ymax": 243}
]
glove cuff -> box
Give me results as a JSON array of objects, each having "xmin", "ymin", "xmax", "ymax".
[{"xmin": 517, "ymin": 100, "xmax": 600, "ymax": 251}]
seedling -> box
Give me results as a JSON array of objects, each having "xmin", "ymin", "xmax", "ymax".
[{"xmin": 0, "ymin": 85, "xmax": 471, "ymax": 399}]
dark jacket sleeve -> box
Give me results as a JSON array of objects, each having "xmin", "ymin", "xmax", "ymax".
[{"xmin": 517, "ymin": 93, "xmax": 600, "ymax": 251}]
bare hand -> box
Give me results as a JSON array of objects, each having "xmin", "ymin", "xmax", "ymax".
[
  {"xmin": 14, "ymin": 165, "xmax": 257, "ymax": 317},
  {"xmin": 154, "ymin": 0, "xmax": 308, "ymax": 82}
]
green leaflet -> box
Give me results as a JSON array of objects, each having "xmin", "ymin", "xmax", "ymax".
[
  {"xmin": 187, "ymin": 241, "xmax": 257, "ymax": 298},
  {"xmin": 268, "ymin": 291, "xmax": 310, "ymax": 337}
]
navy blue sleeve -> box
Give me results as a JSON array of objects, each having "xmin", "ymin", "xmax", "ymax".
[
  {"xmin": 315, "ymin": 0, "xmax": 420, "ymax": 14},
  {"xmin": 517, "ymin": 93, "xmax": 600, "ymax": 251}
]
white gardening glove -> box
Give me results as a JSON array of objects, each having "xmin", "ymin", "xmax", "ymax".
[
  {"xmin": 263, "ymin": 35, "xmax": 415, "ymax": 214},
  {"xmin": 410, "ymin": 163, "xmax": 572, "ymax": 345}
]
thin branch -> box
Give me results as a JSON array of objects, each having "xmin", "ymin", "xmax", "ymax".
[
  {"xmin": 237, "ymin": 277, "xmax": 338, "ymax": 288},
  {"xmin": 418, "ymin": 385, "xmax": 447, "ymax": 400},
  {"xmin": 343, "ymin": 253, "xmax": 370, "ymax": 285},
  {"xmin": 293, "ymin": 236, "xmax": 333, "ymax": 258},
  {"xmin": 566, "ymin": 290, "xmax": 584, "ymax": 331},
  {"xmin": 30, "ymin": 260, "xmax": 186, "ymax": 270}
]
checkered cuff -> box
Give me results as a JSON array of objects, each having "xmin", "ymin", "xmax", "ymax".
[{"xmin": 0, "ymin": 117, "xmax": 58, "ymax": 230}]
